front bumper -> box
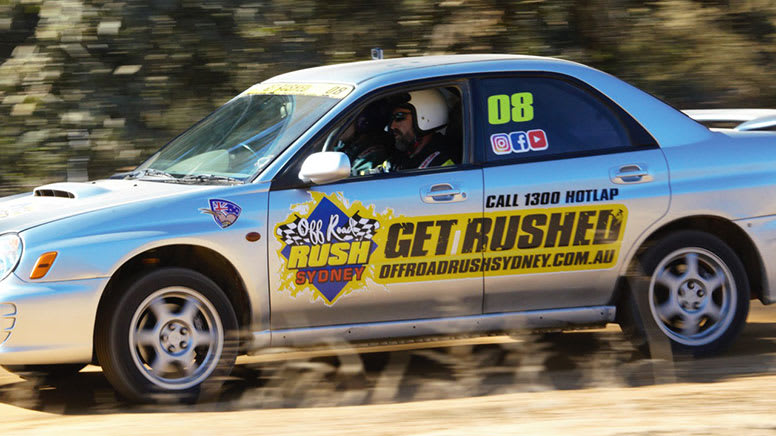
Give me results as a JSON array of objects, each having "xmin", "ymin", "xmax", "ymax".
[{"xmin": 0, "ymin": 274, "xmax": 107, "ymax": 365}]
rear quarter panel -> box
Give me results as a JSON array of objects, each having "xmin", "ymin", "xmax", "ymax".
[
  {"xmin": 623, "ymin": 130, "xmax": 776, "ymax": 302},
  {"xmin": 662, "ymin": 131, "xmax": 776, "ymax": 220}
]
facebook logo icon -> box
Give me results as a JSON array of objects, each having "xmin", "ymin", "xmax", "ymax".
[{"xmin": 509, "ymin": 131, "xmax": 529, "ymax": 153}]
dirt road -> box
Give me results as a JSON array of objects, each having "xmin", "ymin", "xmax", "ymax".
[{"xmin": 3, "ymin": 303, "xmax": 776, "ymax": 435}]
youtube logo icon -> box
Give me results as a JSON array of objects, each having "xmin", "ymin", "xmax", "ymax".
[{"xmin": 527, "ymin": 129, "xmax": 548, "ymax": 150}]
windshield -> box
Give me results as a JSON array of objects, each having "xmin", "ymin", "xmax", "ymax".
[{"xmin": 135, "ymin": 83, "xmax": 352, "ymax": 183}]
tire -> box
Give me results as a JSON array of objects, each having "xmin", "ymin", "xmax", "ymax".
[
  {"xmin": 95, "ymin": 268, "xmax": 238, "ymax": 403},
  {"xmin": 618, "ymin": 230, "xmax": 749, "ymax": 357},
  {"xmin": 2, "ymin": 363, "xmax": 86, "ymax": 380}
]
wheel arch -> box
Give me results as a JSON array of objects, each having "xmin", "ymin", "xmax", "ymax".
[
  {"xmin": 93, "ymin": 244, "xmax": 252, "ymax": 361},
  {"xmin": 615, "ymin": 215, "xmax": 765, "ymax": 304}
]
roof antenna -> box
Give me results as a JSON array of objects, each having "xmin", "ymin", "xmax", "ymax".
[{"xmin": 371, "ymin": 48, "xmax": 383, "ymax": 60}]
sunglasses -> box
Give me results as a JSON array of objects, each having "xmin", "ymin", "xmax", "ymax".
[{"xmin": 391, "ymin": 111, "xmax": 411, "ymax": 122}]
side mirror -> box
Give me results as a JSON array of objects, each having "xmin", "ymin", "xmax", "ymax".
[{"xmin": 298, "ymin": 151, "xmax": 351, "ymax": 184}]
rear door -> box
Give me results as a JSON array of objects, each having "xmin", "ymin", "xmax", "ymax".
[{"xmin": 473, "ymin": 75, "xmax": 670, "ymax": 312}]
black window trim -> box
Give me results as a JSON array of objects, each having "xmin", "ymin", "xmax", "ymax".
[
  {"xmin": 270, "ymin": 76, "xmax": 474, "ymax": 191},
  {"xmin": 470, "ymin": 71, "xmax": 660, "ymax": 167}
]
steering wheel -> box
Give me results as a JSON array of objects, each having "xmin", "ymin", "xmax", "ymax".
[
  {"xmin": 234, "ymin": 142, "xmax": 260, "ymax": 158},
  {"xmin": 322, "ymin": 130, "xmax": 338, "ymax": 152}
]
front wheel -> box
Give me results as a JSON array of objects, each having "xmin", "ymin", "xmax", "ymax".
[
  {"xmin": 619, "ymin": 231, "xmax": 750, "ymax": 357},
  {"xmin": 96, "ymin": 268, "xmax": 238, "ymax": 402}
]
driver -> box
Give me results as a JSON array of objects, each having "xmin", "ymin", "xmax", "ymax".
[{"xmin": 384, "ymin": 89, "xmax": 455, "ymax": 171}]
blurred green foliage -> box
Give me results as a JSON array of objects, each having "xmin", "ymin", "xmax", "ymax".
[{"xmin": 1, "ymin": 0, "xmax": 775, "ymax": 194}]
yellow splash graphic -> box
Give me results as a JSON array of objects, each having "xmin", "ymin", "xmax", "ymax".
[{"xmin": 274, "ymin": 192, "xmax": 628, "ymax": 305}]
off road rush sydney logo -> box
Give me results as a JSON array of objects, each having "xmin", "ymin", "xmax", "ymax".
[{"xmin": 275, "ymin": 192, "xmax": 389, "ymax": 305}]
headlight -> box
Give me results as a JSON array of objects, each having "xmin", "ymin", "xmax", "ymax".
[{"xmin": 0, "ymin": 234, "xmax": 22, "ymax": 282}]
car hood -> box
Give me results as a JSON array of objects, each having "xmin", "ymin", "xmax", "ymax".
[{"xmin": 0, "ymin": 179, "xmax": 216, "ymax": 234}]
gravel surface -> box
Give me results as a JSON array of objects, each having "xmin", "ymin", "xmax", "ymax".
[{"xmin": 2, "ymin": 303, "xmax": 776, "ymax": 435}]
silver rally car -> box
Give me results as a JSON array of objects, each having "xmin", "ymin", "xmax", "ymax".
[{"xmin": 1, "ymin": 54, "xmax": 775, "ymax": 401}]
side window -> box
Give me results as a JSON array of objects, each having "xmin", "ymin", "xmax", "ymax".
[
  {"xmin": 328, "ymin": 97, "xmax": 395, "ymax": 176},
  {"xmin": 273, "ymin": 86, "xmax": 464, "ymax": 189},
  {"xmin": 334, "ymin": 86, "xmax": 463, "ymax": 176},
  {"xmin": 476, "ymin": 76, "xmax": 641, "ymax": 163}
]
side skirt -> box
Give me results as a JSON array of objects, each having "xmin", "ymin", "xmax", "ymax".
[{"xmin": 247, "ymin": 305, "xmax": 616, "ymax": 351}]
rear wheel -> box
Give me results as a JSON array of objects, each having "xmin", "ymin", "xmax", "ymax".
[
  {"xmin": 96, "ymin": 268, "xmax": 238, "ymax": 402},
  {"xmin": 619, "ymin": 231, "xmax": 749, "ymax": 357}
]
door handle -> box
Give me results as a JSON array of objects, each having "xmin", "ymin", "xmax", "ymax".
[
  {"xmin": 610, "ymin": 164, "xmax": 653, "ymax": 184},
  {"xmin": 421, "ymin": 183, "xmax": 467, "ymax": 203}
]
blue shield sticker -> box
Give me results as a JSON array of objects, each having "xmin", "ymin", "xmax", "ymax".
[{"xmin": 200, "ymin": 199, "xmax": 242, "ymax": 229}]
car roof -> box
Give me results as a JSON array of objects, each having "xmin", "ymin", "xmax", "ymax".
[
  {"xmin": 264, "ymin": 54, "xmax": 573, "ymax": 86},
  {"xmin": 261, "ymin": 54, "xmax": 713, "ymax": 148}
]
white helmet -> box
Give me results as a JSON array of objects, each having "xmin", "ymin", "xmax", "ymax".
[{"xmin": 404, "ymin": 89, "xmax": 448, "ymax": 134}]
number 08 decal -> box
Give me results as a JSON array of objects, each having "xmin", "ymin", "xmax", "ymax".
[{"xmin": 488, "ymin": 92, "xmax": 534, "ymax": 124}]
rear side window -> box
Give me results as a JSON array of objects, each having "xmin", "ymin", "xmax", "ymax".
[{"xmin": 475, "ymin": 76, "xmax": 650, "ymax": 163}]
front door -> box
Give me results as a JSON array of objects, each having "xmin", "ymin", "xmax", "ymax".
[
  {"xmin": 267, "ymin": 169, "xmax": 484, "ymax": 329},
  {"xmin": 266, "ymin": 83, "xmax": 484, "ymax": 330}
]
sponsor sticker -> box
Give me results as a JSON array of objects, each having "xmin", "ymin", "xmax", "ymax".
[
  {"xmin": 200, "ymin": 199, "xmax": 242, "ymax": 229},
  {"xmin": 509, "ymin": 131, "xmax": 529, "ymax": 153},
  {"xmin": 275, "ymin": 192, "xmax": 628, "ymax": 305},
  {"xmin": 275, "ymin": 192, "xmax": 390, "ymax": 305},
  {"xmin": 243, "ymin": 83, "xmax": 353, "ymax": 99},
  {"xmin": 527, "ymin": 129, "xmax": 548, "ymax": 150},
  {"xmin": 490, "ymin": 133, "xmax": 511, "ymax": 155},
  {"xmin": 490, "ymin": 129, "xmax": 549, "ymax": 155}
]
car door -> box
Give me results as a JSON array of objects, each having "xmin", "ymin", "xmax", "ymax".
[
  {"xmin": 473, "ymin": 75, "xmax": 670, "ymax": 313},
  {"xmin": 266, "ymin": 84, "xmax": 485, "ymax": 330}
]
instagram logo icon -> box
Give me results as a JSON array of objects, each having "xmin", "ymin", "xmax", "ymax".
[{"xmin": 490, "ymin": 133, "xmax": 511, "ymax": 155}]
